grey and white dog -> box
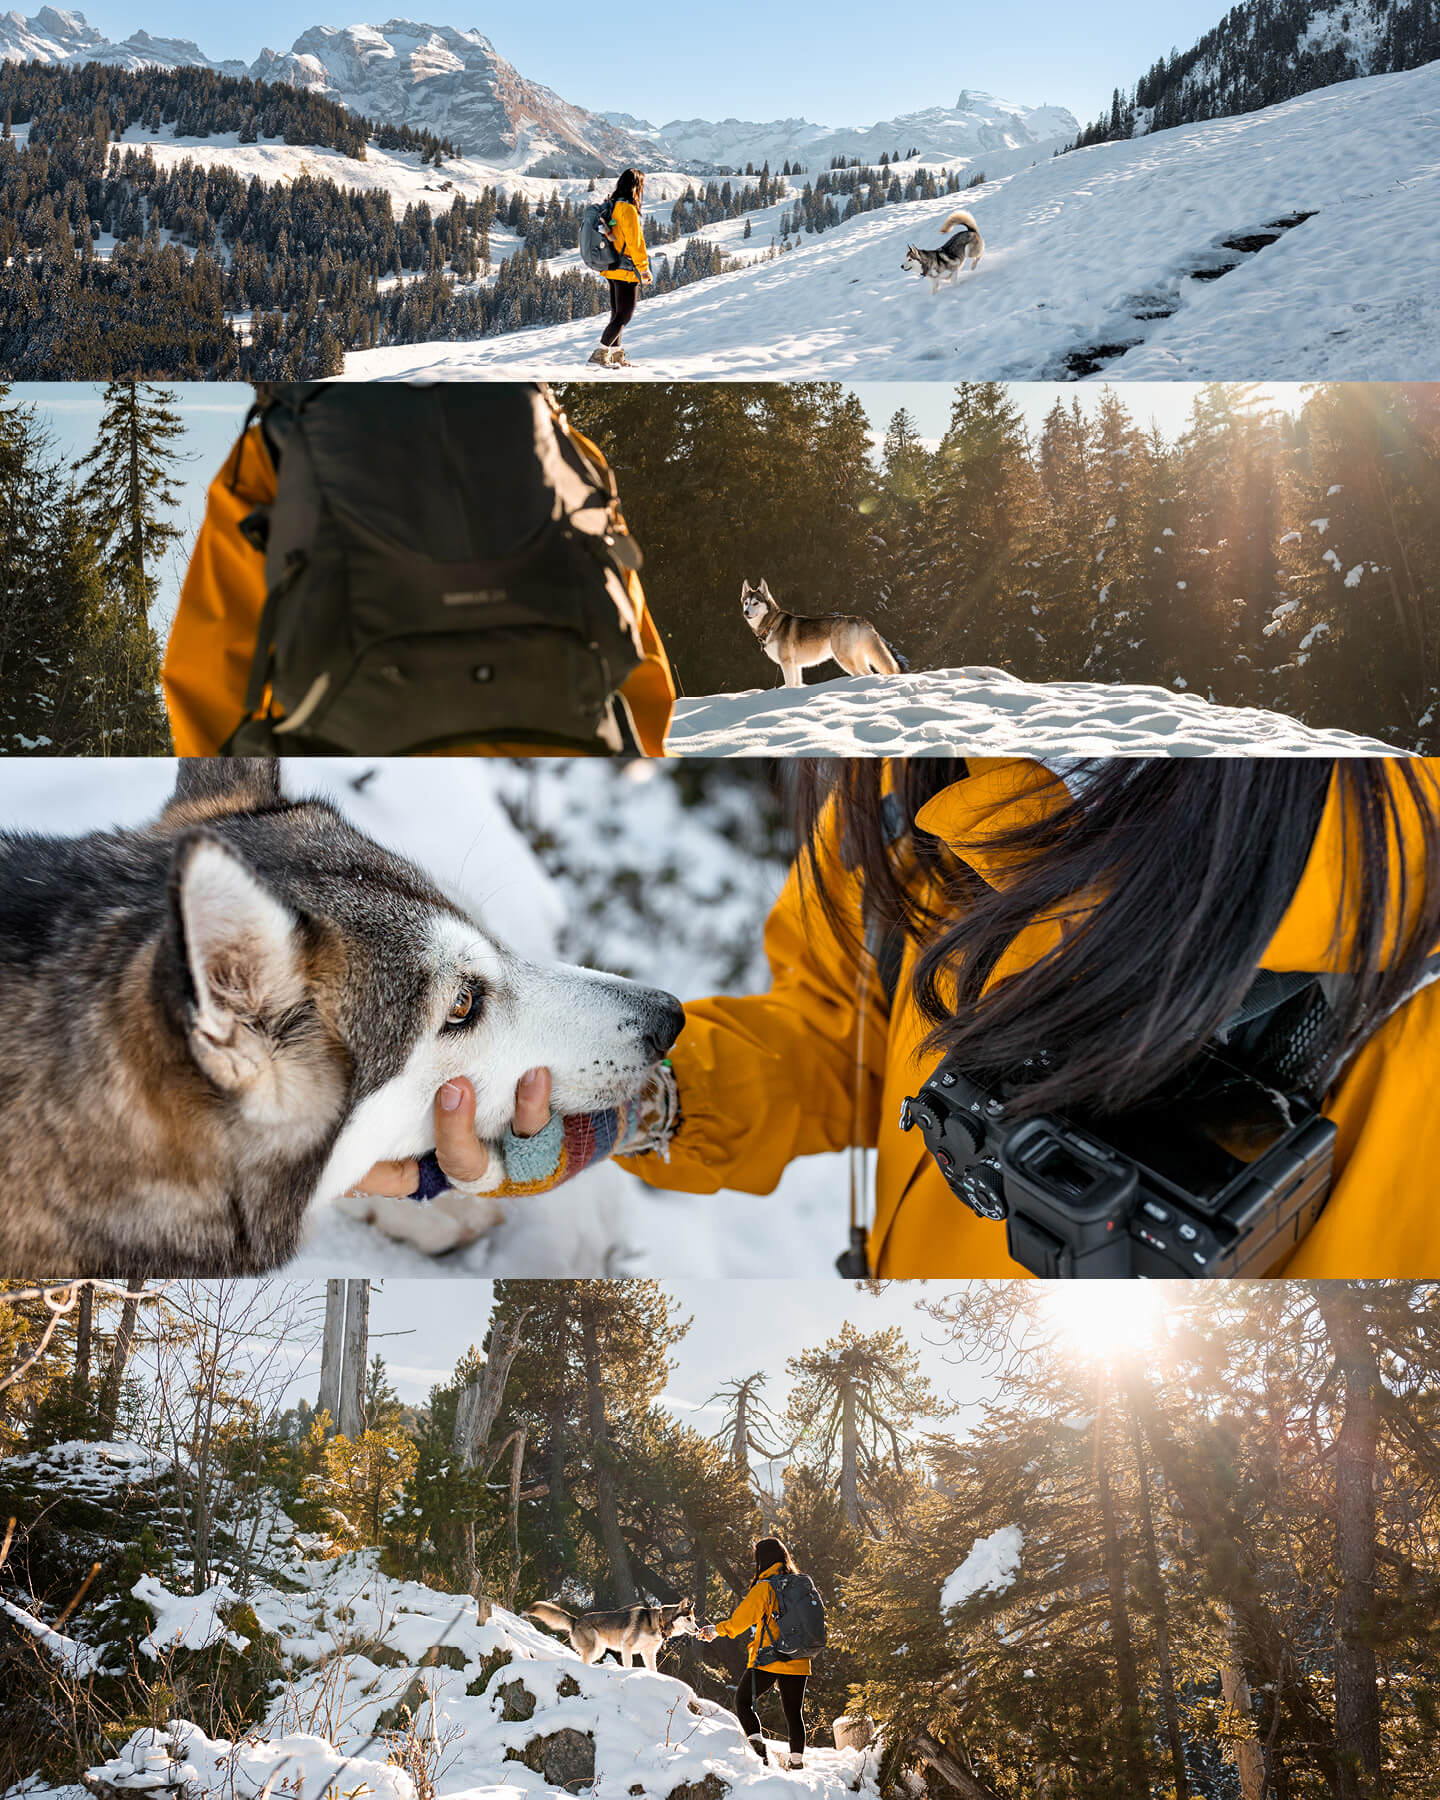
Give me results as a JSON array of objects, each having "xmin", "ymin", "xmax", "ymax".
[
  {"xmin": 901, "ymin": 207, "xmax": 985, "ymax": 292},
  {"xmin": 526, "ymin": 1599, "xmax": 700, "ymax": 1672},
  {"xmin": 740, "ymin": 579, "xmax": 908, "ymax": 687},
  {"xmin": 0, "ymin": 760, "xmax": 683, "ymax": 1275}
]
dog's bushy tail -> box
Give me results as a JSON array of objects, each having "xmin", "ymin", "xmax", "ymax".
[
  {"xmin": 942, "ymin": 208, "xmax": 979, "ymax": 234},
  {"xmin": 526, "ymin": 1600, "xmax": 575, "ymax": 1633},
  {"xmin": 882, "ymin": 635, "xmax": 910, "ymax": 673}
]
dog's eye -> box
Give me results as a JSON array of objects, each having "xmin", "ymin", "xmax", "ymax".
[{"xmin": 444, "ymin": 981, "xmax": 480, "ymax": 1029}]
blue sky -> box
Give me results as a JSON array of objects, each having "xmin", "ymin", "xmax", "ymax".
[
  {"xmin": 13, "ymin": 381, "xmax": 1299, "ymax": 636},
  {"xmin": 66, "ymin": 1, "xmax": 1229, "ymax": 126}
]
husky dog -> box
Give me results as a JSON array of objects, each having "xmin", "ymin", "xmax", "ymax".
[
  {"xmin": 901, "ymin": 208, "xmax": 984, "ymax": 292},
  {"xmin": 740, "ymin": 579, "xmax": 908, "ymax": 688},
  {"xmin": 0, "ymin": 760, "xmax": 683, "ymax": 1275},
  {"xmin": 526, "ymin": 1599, "xmax": 700, "ymax": 1672}
]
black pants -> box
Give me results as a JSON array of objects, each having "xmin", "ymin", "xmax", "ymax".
[
  {"xmin": 600, "ymin": 279, "xmax": 638, "ymax": 347},
  {"xmin": 736, "ymin": 1667, "xmax": 806, "ymax": 1755}
]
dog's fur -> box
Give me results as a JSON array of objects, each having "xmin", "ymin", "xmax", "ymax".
[
  {"xmin": 740, "ymin": 579, "xmax": 907, "ymax": 688},
  {"xmin": 526, "ymin": 1599, "xmax": 699, "ymax": 1672},
  {"xmin": 0, "ymin": 761, "xmax": 683, "ymax": 1275},
  {"xmin": 901, "ymin": 208, "xmax": 984, "ymax": 292}
]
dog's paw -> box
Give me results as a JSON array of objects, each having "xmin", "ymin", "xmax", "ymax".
[{"xmin": 335, "ymin": 1186, "xmax": 505, "ymax": 1255}]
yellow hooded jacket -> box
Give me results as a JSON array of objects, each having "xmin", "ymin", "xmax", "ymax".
[
  {"xmin": 712, "ymin": 1564, "xmax": 812, "ymax": 1677},
  {"xmin": 619, "ymin": 757, "xmax": 1440, "ymax": 1277},
  {"xmin": 162, "ymin": 419, "xmax": 676, "ymax": 758},
  {"xmin": 604, "ymin": 200, "xmax": 649, "ymax": 283}
]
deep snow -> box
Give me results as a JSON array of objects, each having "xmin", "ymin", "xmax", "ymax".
[
  {"xmin": 342, "ymin": 60, "xmax": 1440, "ymax": 382},
  {"xmin": 665, "ymin": 668, "xmax": 1403, "ymax": 757}
]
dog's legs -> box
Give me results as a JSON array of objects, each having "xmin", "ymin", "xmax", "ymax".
[{"xmin": 782, "ymin": 660, "xmax": 804, "ymax": 688}]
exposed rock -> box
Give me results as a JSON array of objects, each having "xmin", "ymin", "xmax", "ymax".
[
  {"xmin": 420, "ymin": 1643, "xmax": 468, "ymax": 1670},
  {"xmin": 665, "ymin": 1776, "xmax": 730, "ymax": 1800},
  {"xmin": 373, "ymin": 1675, "xmax": 427, "ymax": 1731},
  {"xmin": 506, "ymin": 1727, "xmax": 596, "ymax": 1787},
  {"xmin": 465, "ymin": 1646, "xmax": 513, "ymax": 1695},
  {"xmin": 557, "ymin": 1671, "xmax": 581, "ymax": 1698},
  {"xmin": 497, "ymin": 1677, "xmax": 537, "ymax": 1721}
]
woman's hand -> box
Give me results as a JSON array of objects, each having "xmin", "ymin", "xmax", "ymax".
[
  {"xmin": 349, "ymin": 1069, "xmax": 552, "ymax": 1198},
  {"xmin": 699, "ymin": 1623, "xmax": 718, "ymax": 1642}
]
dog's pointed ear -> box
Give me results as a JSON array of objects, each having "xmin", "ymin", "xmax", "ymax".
[
  {"xmin": 758, "ymin": 579, "xmax": 773, "ymax": 601},
  {"xmin": 162, "ymin": 759, "xmax": 283, "ymax": 827},
  {"xmin": 167, "ymin": 832, "xmax": 306, "ymax": 1093}
]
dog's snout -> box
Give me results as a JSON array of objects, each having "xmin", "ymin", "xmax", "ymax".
[{"xmin": 632, "ymin": 991, "xmax": 685, "ymax": 1060}]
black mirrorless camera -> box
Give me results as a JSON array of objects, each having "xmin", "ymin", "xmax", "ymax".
[{"xmin": 900, "ymin": 1047, "xmax": 1336, "ymax": 1278}]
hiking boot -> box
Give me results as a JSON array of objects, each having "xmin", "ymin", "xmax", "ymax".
[
  {"xmin": 608, "ymin": 347, "xmax": 632, "ymax": 367},
  {"xmin": 587, "ymin": 346, "xmax": 611, "ymax": 365},
  {"xmin": 783, "ymin": 1752, "xmax": 805, "ymax": 1770},
  {"xmin": 746, "ymin": 1734, "xmax": 769, "ymax": 1765}
]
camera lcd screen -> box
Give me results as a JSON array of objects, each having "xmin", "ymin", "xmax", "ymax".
[{"xmin": 1084, "ymin": 1050, "xmax": 1300, "ymax": 1207}]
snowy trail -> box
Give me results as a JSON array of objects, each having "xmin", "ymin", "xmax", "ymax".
[
  {"xmin": 343, "ymin": 61, "xmax": 1440, "ymax": 383},
  {"xmin": 665, "ymin": 668, "xmax": 1404, "ymax": 757},
  {"xmin": 73, "ymin": 1556, "xmax": 882, "ymax": 1800}
]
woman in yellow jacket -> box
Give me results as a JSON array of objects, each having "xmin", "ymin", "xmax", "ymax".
[
  {"xmin": 590, "ymin": 167, "xmax": 651, "ymax": 368},
  {"xmin": 161, "ymin": 388, "xmax": 677, "ymax": 757},
  {"xmin": 357, "ymin": 757, "xmax": 1440, "ymax": 1277},
  {"xmin": 614, "ymin": 756, "xmax": 1440, "ymax": 1278},
  {"xmin": 701, "ymin": 1537, "xmax": 811, "ymax": 1770}
]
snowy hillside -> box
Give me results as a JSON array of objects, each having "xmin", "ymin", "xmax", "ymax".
[
  {"xmin": 664, "ymin": 669, "xmax": 1405, "ymax": 757},
  {"xmin": 17, "ymin": 1542, "xmax": 880, "ymax": 1799},
  {"xmin": 344, "ymin": 59, "xmax": 1440, "ymax": 381}
]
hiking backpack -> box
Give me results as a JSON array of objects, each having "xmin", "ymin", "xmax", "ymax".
[
  {"xmin": 579, "ymin": 200, "xmax": 622, "ymax": 273},
  {"xmin": 226, "ymin": 382, "xmax": 646, "ymax": 756},
  {"xmin": 755, "ymin": 1570, "xmax": 827, "ymax": 1666}
]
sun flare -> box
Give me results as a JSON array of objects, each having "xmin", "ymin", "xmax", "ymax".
[{"xmin": 1040, "ymin": 1281, "xmax": 1170, "ymax": 1362}]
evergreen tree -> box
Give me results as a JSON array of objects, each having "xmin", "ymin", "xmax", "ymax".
[{"xmin": 74, "ymin": 379, "xmax": 187, "ymax": 623}]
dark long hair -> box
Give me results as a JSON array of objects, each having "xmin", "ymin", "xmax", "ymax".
[
  {"xmin": 754, "ymin": 1536, "xmax": 795, "ymax": 1579},
  {"xmin": 609, "ymin": 168, "xmax": 644, "ymax": 208},
  {"xmin": 784, "ymin": 759, "xmax": 1440, "ymax": 1115}
]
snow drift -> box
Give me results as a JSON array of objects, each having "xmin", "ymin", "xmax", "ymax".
[{"xmin": 664, "ymin": 668, "xmax": 1403, "ymax": 757}]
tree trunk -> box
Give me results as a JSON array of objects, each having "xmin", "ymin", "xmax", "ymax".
[
  {"xmin": 545, "ymin": 1398, "xmax": 571, "ymax": 1590},
  {"xmin": 126, "ymin": 383, "xmax": 144, "ymax": 621},
  {"xmin": 578, "ymin": 1288, "xmax": 636, "ymax": 1604},
  {"xmin": 913, "ymin": 1730, "xmax": 1003, "ymax": 1800},
  {"xmin": 1127, "ymin": 1393, "xmax": 1190, "ymax": 1800},
  {"xmin": 338, "ymin": 1278, "xmax": 368, "ymax": 1438},
  {"xmin": 840, "ymin": 1379, "xmax": 860, "ymax": 1527},
  {"xmin": 317, "ymin": 1280, "xmax": 345, "ymax": 1433},
  {"xmin": 453, "ymin": 1307, "xmax": 530, "ymax": 1468},
  {"xmin": 97, "ymin": 1277, "xmax": 145, "ymax": 1435},
  {"xmin": 1094, "ymin": 1383, "xmax": 1149, "ymax": 1796},
  {"xmin": 1220, "ymin": 1610, "xmax": 1266, "ymax": 1800},
  {"xmin": 1315, "ymin": 1285, "xmax": 1384, "ymax": 1799},
  {"xmin": 73, "ymin": 1286, "xmax": 93, "ymax": 1403}
]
